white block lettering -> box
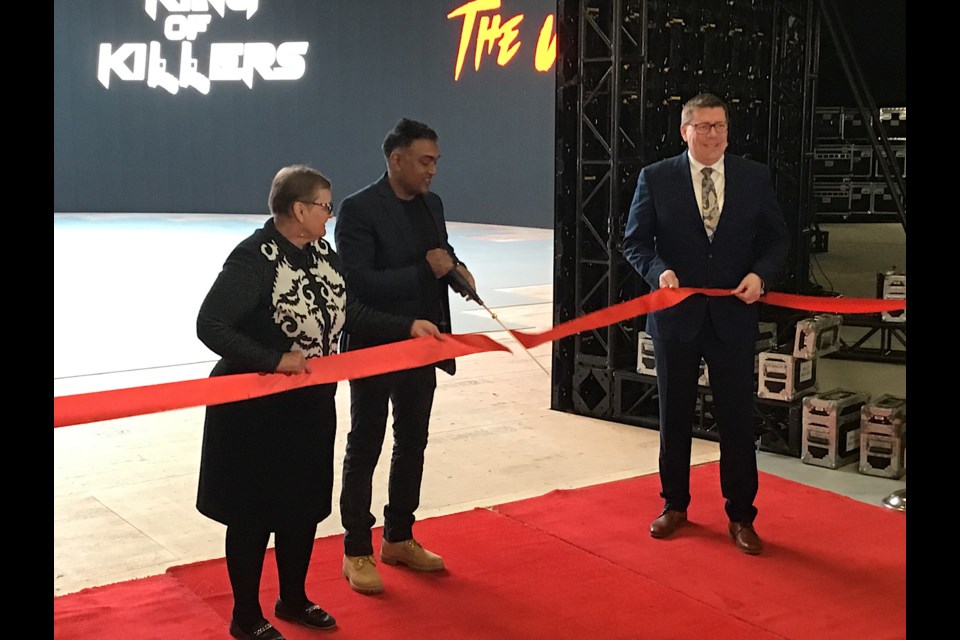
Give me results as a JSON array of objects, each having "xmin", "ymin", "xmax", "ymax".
[{"xmin": 97, "ymin": 43, "xmax": 147, "ymax": 88}]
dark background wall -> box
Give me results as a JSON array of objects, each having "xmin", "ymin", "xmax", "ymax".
[
  {"xmin": 54, "ymin": 1, "xmax": 903, "ymax": 227},
  {"xmin": 54, "ymin": 0, "xmax": 558, "ymax": 227},
  {"xmin": 817, "ymin": 0, "xmax": 906, "ymax": 108}
]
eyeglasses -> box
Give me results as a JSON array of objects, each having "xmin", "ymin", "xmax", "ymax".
[
  {"xmin": 687, "ymin": 121, "xmax": 728, "ymax": 134},
  {"xmin": 299, "ymin": 200, "xmax": 334, "ymax": 213}
]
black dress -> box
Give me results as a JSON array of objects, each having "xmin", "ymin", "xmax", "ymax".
[{"xmin": 196, "ymin": 218, "xmax": 411, "ymax": 529}]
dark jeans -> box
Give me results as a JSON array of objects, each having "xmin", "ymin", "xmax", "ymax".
[
  {"xmin": 340, "ymin": 365, "xmax": 437, "ymax": 557},
  {"xmin": 653, "ymin": 318, "xmax": 758, "ymax": 524}
]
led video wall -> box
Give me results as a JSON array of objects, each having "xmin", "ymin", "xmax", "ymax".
[{"xmin": 54, "ymin": 0, "xmax": 558, "ymax": 227}]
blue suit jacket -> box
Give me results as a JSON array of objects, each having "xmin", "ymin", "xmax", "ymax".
[
  {"xmin": 334, "ymin": 173, "xmax": 458, "ymax": 375},
  {"xmin": 622, "ymin": 152, "xmax": 789, "ymax": 344}
]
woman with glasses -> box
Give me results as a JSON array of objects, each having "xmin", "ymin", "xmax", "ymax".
[{"xmin": 196, "ymin": 165, "xmax": 440, "ymax": 640}]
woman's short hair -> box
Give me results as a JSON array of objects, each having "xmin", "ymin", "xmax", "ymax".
[{"xmin": 268, "ymin": 165, "xmax": 331, "ymax": 217}]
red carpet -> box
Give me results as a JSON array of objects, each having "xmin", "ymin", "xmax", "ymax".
[
  {"xmin": 494, "ymin": 463, "xmax": 907, "ymax": 640},
  {"xmin": 52, "ymin": 574, "xmax": 227, "ymax": 640},
  {"xmin": 54, "ymin": 463, "xmax": 906, "ymax": 640}
]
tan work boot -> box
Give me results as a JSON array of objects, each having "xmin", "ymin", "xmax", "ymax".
[
  {"xmin": 342, "ymin": 554, "xmax": 383, "ymax": 594},
  {"xmin": 380, "ymin": 538, "xmax": 445, "ymax": 572}
]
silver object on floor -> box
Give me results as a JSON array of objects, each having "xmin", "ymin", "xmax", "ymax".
[{"xmin": 882, "ymin": 488, "xmax": 906, "ymax": 511}]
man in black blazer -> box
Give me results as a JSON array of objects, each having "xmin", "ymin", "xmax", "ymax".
[
  {"xmin": 334, "ymin": 118, "xmax": 476, "ymax": 593},
  {"xmin": 622, "ymin": 93, "xmax": 789, "ymax": 554}
]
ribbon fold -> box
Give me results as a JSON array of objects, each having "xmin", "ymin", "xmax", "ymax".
[{"xmin": 509, "ymin": 288, "xmax": 906, "ymax": 349}]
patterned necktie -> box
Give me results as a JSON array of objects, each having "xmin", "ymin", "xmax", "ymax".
[{"xmin": 701, "ymin": 167, "xmax": 720, "ymax": 242}]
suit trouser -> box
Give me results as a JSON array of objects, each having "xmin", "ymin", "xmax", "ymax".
[
  {"xmin": 652, "ymin": 318, "xmax": 759, "ymax": 524},
  {"xmin": 340, "ymin": 365, "xmax": 437, "ymax": 557}
]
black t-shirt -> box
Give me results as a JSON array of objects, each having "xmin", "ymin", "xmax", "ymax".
[{"xmin": 401, "ymin": 195, "xmax": 443, "ymax": 325}]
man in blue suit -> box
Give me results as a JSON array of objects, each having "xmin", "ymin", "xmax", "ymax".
[
  {"xmin": 335, "ymin": 118, "xmax": 477, "ymax": 593},
  {"xmin": 622, "ymin": 93, "xmax": 789, "ymax": 554}
]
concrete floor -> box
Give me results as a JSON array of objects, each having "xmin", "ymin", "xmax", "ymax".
[{"xmin": 53, "ymin": 215, "xmax": 907, "ymax": 597}]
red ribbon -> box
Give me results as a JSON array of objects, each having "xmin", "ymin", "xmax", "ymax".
[
  {"xmin": 53, "ymin": 289, "xmax": 904, "ymax": 429},
  {"xmin": 53, "ymin": 334, "xmax": 509, "ymax": 429},
  {"xmin": 509, "ymin": 288, "xmax": 906, "ymax": 349}
]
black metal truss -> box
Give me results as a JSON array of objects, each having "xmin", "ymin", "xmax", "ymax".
[
  {"xmin": 767, "ymin": 0, "xmax": 820, "ymax": 295},
  {"xmin": 553, "ymin": 0, "xmax": 647, "ymax": 413},
  {"xmin": 827, "ymin": 315, "xmax": 906, "ymax": 365}
]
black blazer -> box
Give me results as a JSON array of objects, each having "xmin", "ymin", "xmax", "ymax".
[
  {"xmin": 622, "ymin": 152, "xmax": 790, "ymax": 344},
  {"xmin": 334, "ymin": 173, "xmax": 458, "ymax": 375}
]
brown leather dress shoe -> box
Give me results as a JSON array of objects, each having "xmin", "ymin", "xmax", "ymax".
[
  {"xmin": 728, "ymin": 522, "xmax": 763, "ymax": 555},
  {"xmin": 649, "ymin": 509, "xmax": 687, "ymax": 538}
]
